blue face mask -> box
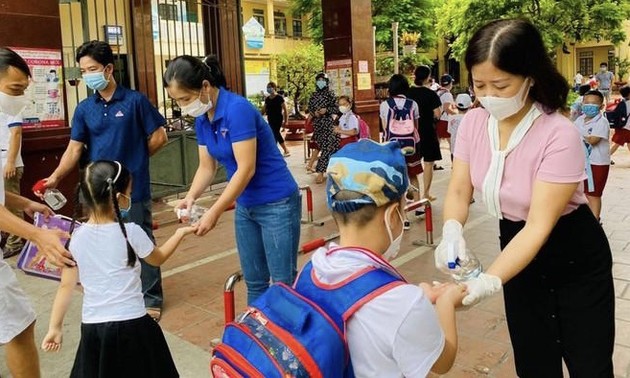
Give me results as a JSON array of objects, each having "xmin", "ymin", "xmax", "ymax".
[
  {"xmin": 266, "ymin": 87, "xmax": 273, "ymax": 94},
  {"xmin": 582, "ymin": 104, "xmax": 601, "ymax": 118},
  {"xmin": 119, "ymin": 193, "xmax": 131, "ymax": 219},
  {"xmin": 316, "ymin": 80, "xmax": 327, "ymax": 90},
  {"xmin": 83, "ymin": 71, "xmax": 110, "ymax": 91}
]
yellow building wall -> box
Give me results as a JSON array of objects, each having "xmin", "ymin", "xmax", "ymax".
[{"xmin": 241, "ymin": 0, "xmax": 312, "ymax": 94}]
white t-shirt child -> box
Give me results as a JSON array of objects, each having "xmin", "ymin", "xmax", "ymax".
[
  {"xmin": 69, "ymin": 222, "xmax": 154, "ymax": 323},
  {"xmin": 338, "ymin": 111, "xmax": 359, "ymax": 139},
  {"xmin": 311, "ymin": 244, "xmax": 444, "ymax": 377},
  {"xmin": 574, "ymin": 113, "xmax": 611, "ymax": 165}
]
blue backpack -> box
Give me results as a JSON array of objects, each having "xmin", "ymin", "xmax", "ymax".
[
  {"xmin": 385, "ymin": 98, "xmax": 420, "ymax": 155},
  {"xmin": 210, "ymin": 261, "xmax": 404, "ymax": 377}
]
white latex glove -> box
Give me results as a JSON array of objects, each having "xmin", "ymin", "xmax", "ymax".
[
  {"xmin": 462, "ymin": 273, "xmax": 502, "ymax": 306},
  {"xmin": 434, "ymin": 220, "xmax": 468, "ymax": 274}
]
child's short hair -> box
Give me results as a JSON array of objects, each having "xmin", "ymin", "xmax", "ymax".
[
  {"xmin": 578, "ymin": 84, "xmax": 592, "ymax": 96},
  {"xmin": 338, "ymin": 95, "xmax": 352, "ymax": 104},
  {"xmin": 326, "ymin": 140, "xmax": 408, "ymax": 226},
  {"xmin": 584, "ymin": 90, "xmax": 604, "ymax": 104},
  {"xmin": 620, "ymin": 86, "xmax": 630, "ymax": 99}
]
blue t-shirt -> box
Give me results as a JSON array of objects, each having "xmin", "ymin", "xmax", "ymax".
[
  {"xmin": 71, "ymin": 86, "xmax": 165, "ymax": 202},
  {"xmin": 195, "ymin": 88, "xmax": 297, "ymax": 207}
]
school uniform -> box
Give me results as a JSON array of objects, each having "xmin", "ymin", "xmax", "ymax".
[
  {"xmin": 338, "ymin": 111, "xmax": 359, "ymax": 148},
  {"xmin": 456, "ymin": 105, "xmax": 614, "ymax": 377},
  {"xmin": 69, "ymin": 223, "xmax": 178, "ymax": 378},
  {"xmin": 310, "ymin": 244, "xmax": 444, "ymax": 377},
  {"xmin": 574, "ymin": 113, "xmax": 611, "ymax": 197}
]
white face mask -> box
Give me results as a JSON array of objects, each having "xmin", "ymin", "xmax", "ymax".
[
  {"xmin": 180, "ymin": 91, "xmax": 213, "ymax": 117},
  {"xmin": 0, "ymin": 91, "xmax": 29, "ymax": 116},
  {"xmin": 383, "ymin": 205, "xmax": 404, "ymax": 260},
  {"xmin": 477, "ymin": 79, "xmax": 531, "ymax": 121},
  {"xmin": 339, "ymin": 105, "xmax": 350, "ymax": 114}
]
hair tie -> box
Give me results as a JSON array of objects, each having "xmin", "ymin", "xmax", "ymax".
[{"xmin": 111, "ymin": 161, "xmax": 122, "ymax": 184}]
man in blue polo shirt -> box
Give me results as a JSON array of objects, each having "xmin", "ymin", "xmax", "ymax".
[{"xmin": 44, "ymin": 41, "xmax": 168, "ymax": 321}]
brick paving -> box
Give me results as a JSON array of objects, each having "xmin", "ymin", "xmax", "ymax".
[{"xmin": 2, "ymin": 138, "xmax": 630, "ymax": 377}]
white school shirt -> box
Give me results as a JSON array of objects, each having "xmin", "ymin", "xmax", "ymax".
[
  {"xmin": 69, "ymin": 222, "xmax": 155, "ymax": 323},
  {"xmin": 338, "ymin": 111, "xmax": 359, "ymax": 139},
  {"xmin": 438, "ymin": 90, "xmax": 454, "ymax": 121},
  {"xmin": 447, "ymin": 113, "xmax": 465, "ymax": 154},
  {"xmin": 574, "ymin": 113, "xmax": 611, "ymax": 165},
  {"xmin": 310, "ymin": 244, "xmax": 444, "ymax": 378},
  {"xmin": 0, "ymin": 113, "xmax": 24, "ymax": 168}
]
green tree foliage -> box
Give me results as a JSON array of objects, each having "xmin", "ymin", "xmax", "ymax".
[
  {"xmin": 289, "ymin": 0, "xmax": 437, "ymax": 49},
  {"xmin": 437, "ymin": 0, "xmax": 630, "ymax": 61},
  {"xmin": 275, "ymin": 44, "xmax": 324, "ymax": 118}
]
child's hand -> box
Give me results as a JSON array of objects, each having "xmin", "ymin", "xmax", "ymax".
[
  {"xmin": 176, "ymin": 224, "xmax": 198, "ymax": 237},
  {"xmin": 41, "ymin": 328, "xmax": 63, "ymax": 352},
  {"xmin": 418, "ymin": 281, "xmax": 451, "ymax": 304},
  {"xmin": 436, "ymin": 282, "xmax": 468, "ymax": 309}
]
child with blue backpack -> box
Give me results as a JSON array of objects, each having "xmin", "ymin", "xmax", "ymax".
[
  {"xmin": 314, "ymin": 140, "xmax": 465, "ymax": 376},
  {"xmin": 210, "ymin": 141, "xmax": 466, "ymax": 377},
  {"xmin": 41, "ymin": 160, "xmax": 196, "ymax": 377}
]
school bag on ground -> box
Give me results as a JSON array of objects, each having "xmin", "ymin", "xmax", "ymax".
[
  {"xmin": 385, "ymin": 98, "xmax": 420, "ymax": 155},
  {"xmin": 210, "ymin": 261, "xmax": 404, "ymax": 377},
  {"xmin": 355, "ymin": 115, "xmax": 371, "ymax": 139}
]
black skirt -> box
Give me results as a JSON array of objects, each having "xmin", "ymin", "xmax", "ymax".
[
  {"xmin": 499, "ymin": 204, "xmax": 614, "ymax": 378},
  {"xmin": 71, "ymin": 314, "xmax": 179, "ymax": 378}
]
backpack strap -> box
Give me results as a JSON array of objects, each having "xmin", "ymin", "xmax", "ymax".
[
  {"xmin": 403, "ymin": 99, "xmax": 414, "ymax": 114},
  {"xmin": 294, "ymin": 261, "xmax": 404, "ymax": 333}
]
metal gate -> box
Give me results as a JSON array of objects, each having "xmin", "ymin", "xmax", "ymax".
[{"xmin": 58, "ymin": 0, "xmax": 239, "ymax": 198}]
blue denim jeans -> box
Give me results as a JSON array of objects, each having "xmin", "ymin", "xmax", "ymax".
[
  {"xmin": 128, "ymin": 200, "xmax": 163, "ymax": 308},
  {"xmin": 235, "ymin": 190, "xmax": 301, "ymax": 304}
]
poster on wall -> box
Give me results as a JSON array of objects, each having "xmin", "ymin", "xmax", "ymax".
[
  {"xmin": 326, "ymin": 59, "xmax": 353, "ymax": 97},
  {"xmin": 10, "ymin": 47, "xmax": 65, "ymax": 129},
  {"xmin": 242, "ymin": 17, "xmax": 265, "ymax": 49}
]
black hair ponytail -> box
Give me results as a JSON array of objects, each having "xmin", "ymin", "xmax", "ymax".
[
  {"xmin": 109, "ymin": 178, "xmax": 137, "ymax": 267},
  {"xmin": 163, "ymin": 54, "xmax": 227, "ymax": 90}
]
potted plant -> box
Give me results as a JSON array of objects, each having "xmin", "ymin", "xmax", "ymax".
[
  {"xmin": 612, "ymin": 56, "xmax": 630, "ymax": 88},
  {"xmin": 401, "ymin": 32, "xmax": 420, "ymax": 55}
]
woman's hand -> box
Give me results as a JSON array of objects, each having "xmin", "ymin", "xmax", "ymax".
[
  {"xmin": 175, "ymin": 197, "xmax": 195, "ymax": 223},
  {"xmin": 195, "ymin": 207, "xmax": 221, "ymax": 236},
  {"xmin": 4, "ymin": 161, "xmax": 15, "ymax": 179}
]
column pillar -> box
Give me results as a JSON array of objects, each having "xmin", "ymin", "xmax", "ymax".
[
  {"xmin": 266, "ymin": 0, "xmax": 275, "ymax": 35},
  {"xmin": 321, "ymin": 0, "xmax": 380, "ymax": 140}
]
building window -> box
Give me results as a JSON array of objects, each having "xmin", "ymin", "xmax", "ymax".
[
  {"xmin": 274, "ymin": 11, "xmax": 287, "ymax": 37},
  {"xmin": 292, "ymin": 19, "xmax": 303, "ymax": 37},
  {"xmin": 253, "ymin": 9, "xmax": 265, "ymax": 27},
  {"xmin": 579, "ymin": 51, "xmax": 593, "ymax": 77},
  {"xmin": 185, "ymin": 0, "xmax": 198, "ymax": 23},
  {"xmin": 158, "ymin": 3, "xmax": 178, "ymax": 21}
]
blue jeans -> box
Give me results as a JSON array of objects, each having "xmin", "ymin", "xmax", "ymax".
[
  {"xmin": 235, "ymin": 190, "xmax": 301, "ymax": 304},
  {"xmin": 128, "ymin": 200, "xmax": 163, "ymax": 308}
]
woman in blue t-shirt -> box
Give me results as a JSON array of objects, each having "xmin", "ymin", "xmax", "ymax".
[{"xmin": 164, "ymin": 55, "xmax": 301, "ymax": 304}]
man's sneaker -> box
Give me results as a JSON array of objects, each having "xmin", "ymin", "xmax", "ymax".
[
  {"xmin": 414, "ymin": 210, "xmax": 425, "ymax": 218},
  {"xmin": 2, "ymin": 246, "xmax": 23, "ymax": 259}
]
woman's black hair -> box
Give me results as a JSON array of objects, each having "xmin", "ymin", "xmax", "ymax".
[
  {"xmin": 77, "ymin": 160, "xmax": 136, "ymax": 267},
  {"xmin": 75, "ymin": 40, "xmax": 114, "ymax": 66},
  {"xmin": 163, "ymin": 54, "xmax": 227, "ymax": 90},
  {"xmin": 388, "ymin": 74, "xmax": 410, "ymax": 96},
  {"xmin": 465, "ymin": 19, "xmax": 569, "ymax": 113},
  {"xmin": 0, "ymin": 47, "xmax": 31, "ymax": 77},
  {"xmin": 414, "ymin": 65, "xmax": 431, "ymax": 86}
]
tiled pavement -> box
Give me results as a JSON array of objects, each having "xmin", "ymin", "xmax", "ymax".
[{"xmin": 2, "ymin": 138, "xmax": 630, "ymax": 377}]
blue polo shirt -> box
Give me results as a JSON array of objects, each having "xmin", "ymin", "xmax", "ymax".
[
  {"xmin": 71, "ymin": 86, "xmax": 165, "ymax": 202},
  {"xmin": 195, "ymin": 88, "xmax": 297, "ymax": 207}
]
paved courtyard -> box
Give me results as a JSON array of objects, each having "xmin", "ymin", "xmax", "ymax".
[{"xmin": 1, "ymin": 138, "xmax": 630, "ymax": 377}]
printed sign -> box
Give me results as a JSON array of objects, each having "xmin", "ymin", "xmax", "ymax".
[
  {"xmin": 10, "ymin": 47, "xmax": 65, "ymax": 129},
  {"xmin": 242, "ymin": 17, "xmax": 265, "ymax": 49}
]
